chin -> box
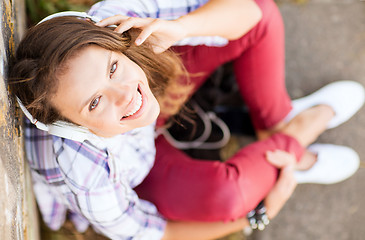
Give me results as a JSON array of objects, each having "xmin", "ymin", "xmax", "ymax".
[
  {"xmin": 94, "ymin": 108, "xmax": 160, "ymax": 138},
  {"xmin": 136, "ymin": 110, "xmax": 159, "ymax": 128}
]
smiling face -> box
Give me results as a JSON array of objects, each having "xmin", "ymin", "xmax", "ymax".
[{"xmin": 51, "ymin": 45, "xmax": 160, "ymax": 137}]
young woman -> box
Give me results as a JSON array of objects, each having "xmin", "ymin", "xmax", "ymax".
[{"xmin": 10, "ymin": 0, "xmax": 363, "ymax": 239}]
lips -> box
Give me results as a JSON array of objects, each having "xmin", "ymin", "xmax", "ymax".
[
  {"xmin": 122, "ymin": 90, "xmax": 142, "ymax": 118},
  {"xmin": 121, "ymin": 87, "xmax": 144, "ymax": 120}
]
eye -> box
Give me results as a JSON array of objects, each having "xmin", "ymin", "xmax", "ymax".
[
  {"xmin": 89, "ymin": 96, "xmax": 101, "ymax": 111},
  {"xmin": 110, "ymin": 61, "xmax": 117, "ymax": 77}
]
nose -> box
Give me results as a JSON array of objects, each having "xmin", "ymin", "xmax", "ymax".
[{"xmin": 106, "ymin": 82, "xmax": 135, "ymax": 107}]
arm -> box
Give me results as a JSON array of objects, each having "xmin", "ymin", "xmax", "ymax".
[
  {"xmin": 96, "ymin": 0, "xmax": 262, "ymax": 52},
  {"xmin": 163, "ymin": 218, "xmax": 249, "ymax": 240},
  {"xmin": 176, "ymin": 0, "xmax": 262, "ymax": 40}
]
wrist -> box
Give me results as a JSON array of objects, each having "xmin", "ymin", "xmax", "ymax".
[{"xmin": 174, "ymin": 15, "xmax": 199, "ymax": 39}]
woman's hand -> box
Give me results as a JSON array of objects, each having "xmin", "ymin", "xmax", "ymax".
[
  {"xmin": 95, "ymin": 0, "xmax": 262, "ymax": 53},
  {"xmin": 96, "ymin": 15, "xmax": 187, "ymax": 53},
  {"xmin": 264, "ymin": 150, "xmax": 297, "ymax": 219}
]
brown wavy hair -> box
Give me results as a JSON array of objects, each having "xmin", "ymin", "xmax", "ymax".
[{"xmin": 9, "ymin": 16, "xmax": 186, "ymax": 124}]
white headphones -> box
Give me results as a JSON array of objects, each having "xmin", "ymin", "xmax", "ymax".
[
  {"xmin": 16, "ymin": 11, "xmax": 108, "ymax": 143},
  {"xmin": 38, "ymin": 11, "xmax": 102, "ymax": 24}
]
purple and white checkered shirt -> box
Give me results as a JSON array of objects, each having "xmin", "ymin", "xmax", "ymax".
[
  {"xmin": 28, "ymin": 0, "xmax": 229, "ymax": 239},
  {"xmin": 25, "ymin": 120, "xmax": 165, "ymax": 240}
]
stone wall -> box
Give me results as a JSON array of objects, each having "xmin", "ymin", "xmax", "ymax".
[{"xmin": 0, "ymin": 0, "xmax": 39, "ymax": 239}]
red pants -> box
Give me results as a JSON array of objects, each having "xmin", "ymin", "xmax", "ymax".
[{"xmin": 135, "ymin": 0, "xmax": 305, "ymax": 221}]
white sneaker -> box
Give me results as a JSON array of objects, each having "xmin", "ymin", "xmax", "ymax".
[
  {"xmin": 286, "ymin": 80, "xmax": 365, "ymax": 129},
  {"xmin": 294, "ymin": 144, "xmax": 360, "ymax": 184}
]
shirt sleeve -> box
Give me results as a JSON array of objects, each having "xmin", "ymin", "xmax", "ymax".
[
  {"xmin": 88, "ymin": 0, "xmax": 228, "ymax": 46},
  {"xmin": 55, "ymin": 138, "xmax": 166, "ymax": 240}
]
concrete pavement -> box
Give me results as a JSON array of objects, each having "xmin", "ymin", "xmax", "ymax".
[
  {"xmin": 250, "ymin": 1, "xmax": 365, "ymax": 239},
  {"xmin": 2, "ymin": 0, "xmax": 364, "ymax": 239}
]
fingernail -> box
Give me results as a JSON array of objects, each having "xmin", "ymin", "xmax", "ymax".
[{"xmin": 135, "ymin": 38, "xmax": 142, "ymax": 45}]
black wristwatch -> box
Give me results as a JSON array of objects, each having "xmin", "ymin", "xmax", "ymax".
[{"xmin": 246, "ymin": 201, "xmax": 270, "ymax": 231}]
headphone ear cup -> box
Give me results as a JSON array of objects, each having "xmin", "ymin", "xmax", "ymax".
[
  {"xmin": 16, "ymin": 97, "xmax": 49, "ymax": 131},
  {"xmin": 47, "ymin": 121, "xmax": 95, "ymax": 142}
]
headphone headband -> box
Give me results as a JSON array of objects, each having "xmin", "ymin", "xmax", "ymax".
[
  {"xmin": 17, "ymin": 12, "xmax": 98, "ymax": 142},
  {"xmin": 16, "ymin": 11, "xmax": 115, "ymax": 143},
  {"xmin": 38, "ymin": 11, "xmax": 101, "ymax": 25}
]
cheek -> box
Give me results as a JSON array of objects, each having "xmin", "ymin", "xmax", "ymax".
[
  {"xmin": 88, "ymin": 109, "xmax": 124, "ymax": 134},
  {"xmin": 49, "ymin": 98, "xmax": 75, "ymax": 123},
  {"xmin": 85, "ymin": 112, "xmax": 111, "ymax": 130},
  {"xmin": 88, "ymin": 120, "xmax": 116, "ymax": 137}
]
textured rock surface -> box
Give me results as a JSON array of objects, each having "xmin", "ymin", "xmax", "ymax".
[{"xmin": 0, "ymin": 0, "xmax": 39, "ymax": 239}]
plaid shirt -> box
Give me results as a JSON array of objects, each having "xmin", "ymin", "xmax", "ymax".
[
  {"xmin": 28, "ymin": 1, "xmax": 229, "ymax": 239},
  {"xmin": 26, "ymin": 120, "xmax": 166, "ymax": 240}
]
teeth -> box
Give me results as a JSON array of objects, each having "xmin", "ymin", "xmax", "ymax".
[{"xmin": 123, "ymin": 91, "xmax": 142, "ymax": 118}]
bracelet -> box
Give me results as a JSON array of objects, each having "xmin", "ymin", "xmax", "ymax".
[{"xmin": 246, "ymin": 201, "xmax": 270, "ymax": 231}]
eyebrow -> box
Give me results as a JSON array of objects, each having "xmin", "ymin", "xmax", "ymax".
[{"xmin": 79, "ymin": 51, "xmax": 112, "ymax": 113}]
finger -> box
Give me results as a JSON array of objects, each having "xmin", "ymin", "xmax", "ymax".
[
  {"xmin": 266, "ymin": 150, "xmax": 288, "ymax": 168},
  {"xmin": 152, "ymin": 45, "xmax": 167, "ymax": 54},
  {"xmin": 135, "ymin": 23, "xmax": 155, "ymax": 45},
  {"xmin": 114, "ymin": 18, "xmax": 136, "ymax": 33},
  {"xmin": 266, "ymin": 150, "xmax": 296, "ymax": 168},
  {"xmin": 95, "ymin": 15, "xmax": 129, "ymax": 27},
  {"xmin": 115, "ymin": 17, "xmax": 155, "ymax": 35}
]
